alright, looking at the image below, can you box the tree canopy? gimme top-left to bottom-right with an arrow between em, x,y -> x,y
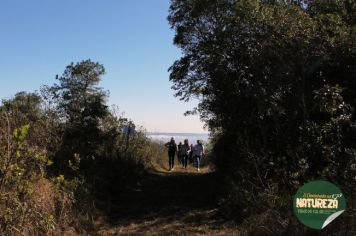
168,0 -> 356,221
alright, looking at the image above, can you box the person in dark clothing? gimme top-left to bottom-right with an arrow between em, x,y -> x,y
165,137 -> 178,171
181,139 -> 191,169
177,141 -> 183,165
189,144 -> 194,164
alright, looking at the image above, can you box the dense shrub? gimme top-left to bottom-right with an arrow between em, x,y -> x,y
0,60 -> 169,234
168,0 -> 356,233
0,118 -> 55,234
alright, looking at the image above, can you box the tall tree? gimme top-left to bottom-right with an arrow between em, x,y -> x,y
49,60 -> 109,172
168,0 -> 356,219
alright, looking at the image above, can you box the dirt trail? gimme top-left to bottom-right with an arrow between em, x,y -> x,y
95,166 -> 240,235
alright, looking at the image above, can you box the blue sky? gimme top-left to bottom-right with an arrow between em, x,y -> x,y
0,0 -> 206,133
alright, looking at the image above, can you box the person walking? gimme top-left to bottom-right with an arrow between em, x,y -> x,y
165,137 -> 178,171
189,144 -> 194,164
181,139 -> 191,169
193,140 -> 205,171
177,141 -> 183,165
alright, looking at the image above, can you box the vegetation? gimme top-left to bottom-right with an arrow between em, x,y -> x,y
0,60 -> 167,235
1,1 -> 355,235
168,0 -> 355,234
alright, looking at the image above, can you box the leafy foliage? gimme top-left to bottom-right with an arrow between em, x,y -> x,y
168,0 -> 355,232
45,60 -> 109,173
0,119 -> 55,234
0,59 -> 165,234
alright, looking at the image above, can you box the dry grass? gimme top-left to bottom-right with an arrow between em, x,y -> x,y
96,208 -> 239,236
91,166 -> 240,235
30,178 -> 57,217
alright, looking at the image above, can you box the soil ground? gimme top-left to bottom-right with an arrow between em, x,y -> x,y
94,165 -> 240,235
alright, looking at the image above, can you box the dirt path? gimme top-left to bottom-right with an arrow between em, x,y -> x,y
95,166 -> 240,235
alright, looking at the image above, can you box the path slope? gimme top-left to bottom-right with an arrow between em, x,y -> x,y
96,167 -> 239,235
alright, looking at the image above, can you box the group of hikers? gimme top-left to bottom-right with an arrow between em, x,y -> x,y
164,137 -> 205,171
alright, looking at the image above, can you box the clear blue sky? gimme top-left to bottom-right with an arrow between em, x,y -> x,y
0,0 -> 206,133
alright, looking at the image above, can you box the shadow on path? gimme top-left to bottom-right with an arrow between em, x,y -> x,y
96,167 -> 239,235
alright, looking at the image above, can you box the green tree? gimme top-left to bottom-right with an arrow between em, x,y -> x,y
168,0 -> 356,227
0,92 -> 54,149
1,92 -> 42,127
49,59 -> 109,172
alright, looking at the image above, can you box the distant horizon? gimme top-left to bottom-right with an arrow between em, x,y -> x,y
146,131 -> 209,135
146,132 -> 210,144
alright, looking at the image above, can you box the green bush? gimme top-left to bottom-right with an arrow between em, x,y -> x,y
0,119 -> 55,234
168,0 -> 356,233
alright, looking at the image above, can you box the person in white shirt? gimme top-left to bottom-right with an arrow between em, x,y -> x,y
193,140 -> 205,171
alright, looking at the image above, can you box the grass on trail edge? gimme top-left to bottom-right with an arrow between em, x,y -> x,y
91,165 -> 241,236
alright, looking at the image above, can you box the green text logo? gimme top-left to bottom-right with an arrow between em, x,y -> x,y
293,180 -> 346,229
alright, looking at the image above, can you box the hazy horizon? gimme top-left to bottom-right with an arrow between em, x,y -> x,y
146,131 -> 209,135
146,132 -> 210,144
